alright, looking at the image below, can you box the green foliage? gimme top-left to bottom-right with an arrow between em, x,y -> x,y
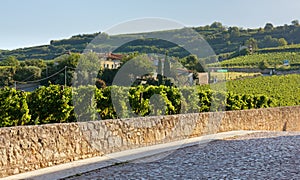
73,85 -> 98,121
1,74 -> 300,127
264,23 -> 274,31
0,66 -> 15,86
0,87 -> 30,127
278,38 -> 288,46
163,55 -> 171,77
257,43 -> 300,53
259,60 -> 269,70
141,85 -> 176,115
245,38 -> 258,50
210,22 -> 224,29
157,58 -> 162,75
111,86 -> 132,118
179,86 -> 200,113
183,54 -> 201,71
22,59 -> 46,69
93,85 -> 273,120
209,74 -> 300,107
228,26 -> 240,38
14,66 -> 41,81
3,21 -> 300,61
1,56 -> 20,67
72,52 -> 101,87
44,53 -> 80,86
27,85 -> 73,124
226,93 -> 271,110
126,54 -> 155,77
99,69 -> 118,86
292,20 -> 299,26
260,35 -> 280,48
209,52 -> 300,68
95,86 -> 117,119
202,74 -> 300,107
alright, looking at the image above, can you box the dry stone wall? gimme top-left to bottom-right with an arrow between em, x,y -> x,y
1,106 -> 300,177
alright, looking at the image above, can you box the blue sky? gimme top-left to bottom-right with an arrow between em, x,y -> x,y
1,0 -> 300,50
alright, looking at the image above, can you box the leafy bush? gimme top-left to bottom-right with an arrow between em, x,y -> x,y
95,86 -> 117,120
14,66 -> 42,81
0,66 -> 16,86
180,86 -> 200,113
0,87 -> 31,127
4,74 -> 300,127
27,85 -> 73,124
73,85 -> 98,121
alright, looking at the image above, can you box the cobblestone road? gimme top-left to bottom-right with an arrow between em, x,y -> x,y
65,132 -> 300,179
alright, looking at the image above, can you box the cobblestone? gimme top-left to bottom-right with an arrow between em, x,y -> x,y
65,132 -> 300,179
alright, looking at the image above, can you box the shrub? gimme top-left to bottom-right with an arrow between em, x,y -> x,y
0,87 -> 31,127
27,85 -> 73,124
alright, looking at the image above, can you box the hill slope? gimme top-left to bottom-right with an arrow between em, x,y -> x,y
1,21 -> 300,61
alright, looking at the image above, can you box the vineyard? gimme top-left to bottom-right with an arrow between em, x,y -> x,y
226,74 -> 300,106
208,52 -> 300,68
207,74 -> 300,106
257,44 -> 300,53
0,74 -> 299,128
0,84 -> 271,128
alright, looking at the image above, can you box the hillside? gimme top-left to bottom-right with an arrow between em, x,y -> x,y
1,21 -> 300,61
208,51 -> 300,69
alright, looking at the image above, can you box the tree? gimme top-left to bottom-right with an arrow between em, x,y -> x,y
264,23 -> 274,31
57,53 -> 80,69
0,67 -> 16,86
259,35 -> 279,48
14,66 -> 41,81
93,32 -> 110,45
157,58 -> 163,85
278,38 -> 288,46
210,22 -> 223,29
245,38 -> 258,51
1,56 -> 20,67
183,54 -> 198,71
163,54 -> 171,77
24,59 -> 46,69
45,53 -> 81,86
100,69 -> 118,86
74,52 -> 101,86
185,54 -> 198,65
195,60 -> 206,72
223,33 -> 230,40
157,58 -> 162,75
292,20 -> 299,26
228,26 -> 240,37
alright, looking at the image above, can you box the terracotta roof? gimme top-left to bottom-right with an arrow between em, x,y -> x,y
107,53 -> 123,60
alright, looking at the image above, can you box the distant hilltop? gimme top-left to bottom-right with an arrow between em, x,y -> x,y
1,20 -> 300,61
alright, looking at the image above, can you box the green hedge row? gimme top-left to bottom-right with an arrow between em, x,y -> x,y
0,85 -> 272,127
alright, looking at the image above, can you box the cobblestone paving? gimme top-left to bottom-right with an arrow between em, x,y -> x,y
65,132 -> 300,179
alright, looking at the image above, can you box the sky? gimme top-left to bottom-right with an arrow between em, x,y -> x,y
0,0 -> 300,50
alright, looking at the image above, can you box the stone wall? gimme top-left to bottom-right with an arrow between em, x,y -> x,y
1,106 -> 300,177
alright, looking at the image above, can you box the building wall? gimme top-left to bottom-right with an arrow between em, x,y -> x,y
198,72 -> 209,85
100,60 -> 121,69
1,106 -> 300,177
